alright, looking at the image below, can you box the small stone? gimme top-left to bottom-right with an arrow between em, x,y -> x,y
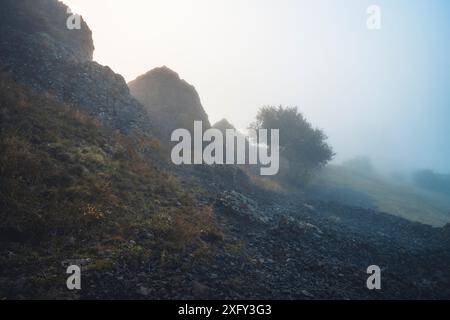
138,286 -> 151,296
301,290 -> 314,298
192,281 -> 209,298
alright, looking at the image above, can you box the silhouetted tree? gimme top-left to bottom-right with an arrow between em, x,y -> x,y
251,106 -> 334,185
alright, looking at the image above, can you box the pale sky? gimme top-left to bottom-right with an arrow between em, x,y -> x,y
62,0 -> 450,173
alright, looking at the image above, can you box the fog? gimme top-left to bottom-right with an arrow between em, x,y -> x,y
63,0 -> 450,174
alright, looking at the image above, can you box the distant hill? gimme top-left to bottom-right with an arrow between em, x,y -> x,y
308,165 -> 450,226
413,169 -> 450,196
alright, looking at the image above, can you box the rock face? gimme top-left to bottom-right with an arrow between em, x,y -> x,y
128,66 -> 210,141
212,118 -> 236,132
0,0 -> 152,134
0,0 -> 94,63
212,118 -> 259,169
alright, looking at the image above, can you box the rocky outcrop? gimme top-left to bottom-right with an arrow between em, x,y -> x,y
212,118 -> 259,171
128,66 -> 210,141
0,0 -> 152,134
0,0 -> 94,63
212,118 -> 236,132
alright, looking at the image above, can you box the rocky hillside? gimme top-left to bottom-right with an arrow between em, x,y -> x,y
0,0 -> 449,300
0,72 -> 226,299
0,0 -> 152,134
0,0 -> 94,63
129,66 -> 210,141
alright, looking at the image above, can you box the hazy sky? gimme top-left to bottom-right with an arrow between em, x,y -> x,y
62,0 -> 450,173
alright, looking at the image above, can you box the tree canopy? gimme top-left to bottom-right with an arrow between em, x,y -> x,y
251,106 -> 334,184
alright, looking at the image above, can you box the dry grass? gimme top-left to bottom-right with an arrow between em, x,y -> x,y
0,73 -> 227,297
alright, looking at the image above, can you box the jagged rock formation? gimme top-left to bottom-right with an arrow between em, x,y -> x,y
129,66 -> 210,141
0,0 -> 152,134
0,0 -> 94,63
212,118 -> 251,149
212,118 -> 236,132
212,118 -> 259,169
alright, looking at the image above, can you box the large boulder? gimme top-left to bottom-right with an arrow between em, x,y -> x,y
129,66 -> 210,141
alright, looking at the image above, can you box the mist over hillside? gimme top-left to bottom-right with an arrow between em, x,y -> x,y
0,0 -> 449,301
308,161 -> 450,227
61,0 -> 450,175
